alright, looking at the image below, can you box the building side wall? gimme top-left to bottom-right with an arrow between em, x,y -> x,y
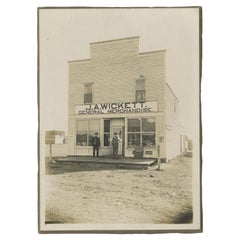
156,114 -> 166,160
139,52 -> 165,111
166,85 -> 180,160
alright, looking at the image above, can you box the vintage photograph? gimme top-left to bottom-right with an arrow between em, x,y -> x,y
38,7 -> 202,232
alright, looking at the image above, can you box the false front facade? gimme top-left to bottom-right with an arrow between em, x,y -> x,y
68,36 -> 182,161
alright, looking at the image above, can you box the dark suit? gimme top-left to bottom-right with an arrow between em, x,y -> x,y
111,136 -> 119,159
92,136 -> 100,157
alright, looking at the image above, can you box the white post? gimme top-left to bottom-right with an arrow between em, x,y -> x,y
49,144 -> 56,163
157,144 -> 161,171
49,144 -> 52,162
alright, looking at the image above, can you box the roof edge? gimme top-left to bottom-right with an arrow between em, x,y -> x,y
166,82 -> 179,102
139,49 -> 166,56
68,58 -> 91,63
90,36 -> 140,45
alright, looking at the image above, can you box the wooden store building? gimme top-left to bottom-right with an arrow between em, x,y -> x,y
67,36 -> 184,162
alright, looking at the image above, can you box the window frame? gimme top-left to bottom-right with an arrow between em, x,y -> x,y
83,82 -> 94,104
84,93 -> 93,104
136,89 -> 146,102
75,119 -> 100,147
135,77 -> 146,102
127,117 -> 156,147
103,119 -> 111,146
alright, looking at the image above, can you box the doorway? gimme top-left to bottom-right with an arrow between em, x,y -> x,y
111,126 -> 125,156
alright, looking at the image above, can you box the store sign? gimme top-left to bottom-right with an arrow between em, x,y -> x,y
75,101 -> 158,115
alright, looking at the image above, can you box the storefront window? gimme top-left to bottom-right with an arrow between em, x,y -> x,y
142,118 -> 155,132
127,118 -> 155,147
76,119 -> 100,146
104,120 -> 110,132
76,120 -> 87,132
104,120 -> 110,146
88,119 -> 99,132
76,132 -> 87,146
128,133 -> 140,146
142,133 -> 155,147
88,132 -> 95,146
128,119 -> 140,132
103,134 -> 110,146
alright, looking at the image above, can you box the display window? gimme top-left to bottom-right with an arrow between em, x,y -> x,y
128,133 -> 140,146
127,118 -> 156,147
104,120 -> 110,146
142,133 -> 155,147
128,119 -> 141,132
76,119 -> 100,146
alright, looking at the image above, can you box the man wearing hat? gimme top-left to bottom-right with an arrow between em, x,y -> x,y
111,132 -> 120,159
91,132 -> 100,157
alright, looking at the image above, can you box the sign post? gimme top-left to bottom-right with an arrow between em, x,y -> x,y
49,143 -> 54,163
157,144 -> 161,171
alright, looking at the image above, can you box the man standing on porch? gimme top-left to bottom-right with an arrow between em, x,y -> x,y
92,132 -> 100,157
111,132 -> 120,159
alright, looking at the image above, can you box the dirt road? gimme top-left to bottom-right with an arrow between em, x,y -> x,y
45,156 -> 192,224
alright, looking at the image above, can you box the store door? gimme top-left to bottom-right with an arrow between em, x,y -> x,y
112,126 -> 124,156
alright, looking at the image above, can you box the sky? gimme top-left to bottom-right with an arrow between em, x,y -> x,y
39,8 -> 200,139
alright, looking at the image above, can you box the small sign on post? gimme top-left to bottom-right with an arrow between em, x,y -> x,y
45,130 -> 65,163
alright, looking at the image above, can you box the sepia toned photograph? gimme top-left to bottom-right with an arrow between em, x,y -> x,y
38,7 -> 202,233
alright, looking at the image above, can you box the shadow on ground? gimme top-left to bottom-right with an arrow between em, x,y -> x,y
153,205 -> 193,224
173,207 -> 193,224
45,156 -> 157,174
46,161 -> 126,175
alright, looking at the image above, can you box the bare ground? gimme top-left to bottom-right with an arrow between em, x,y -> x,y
45,156 -> 192,224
